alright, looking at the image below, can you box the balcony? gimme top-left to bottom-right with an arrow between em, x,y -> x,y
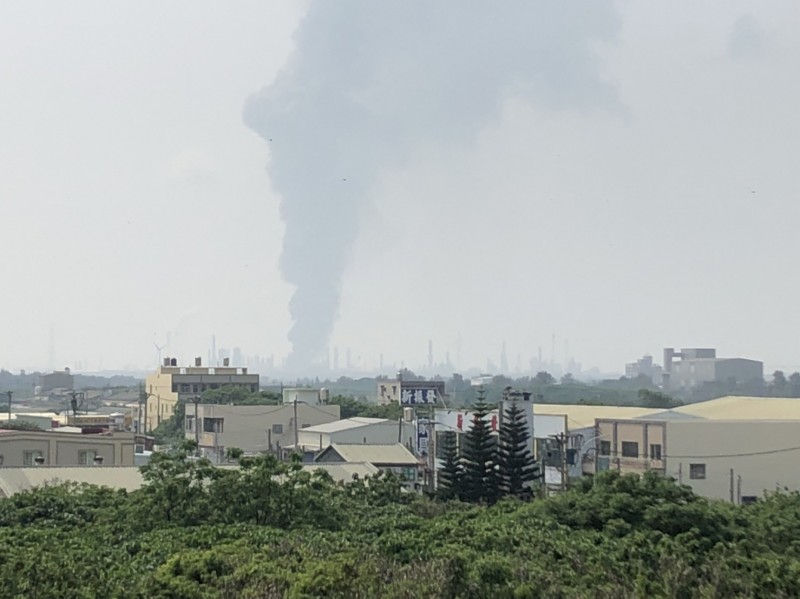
589,455 -> 665,475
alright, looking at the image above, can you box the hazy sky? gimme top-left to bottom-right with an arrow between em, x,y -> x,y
2,1 -> 799,375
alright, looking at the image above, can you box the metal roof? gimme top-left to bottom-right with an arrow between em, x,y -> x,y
533,404 -> 663,430
316,443 -> 419,465
669,396 -> 800,421
299,462 -> 380,481
0,467 -> 144,498
302,417 -> 389,433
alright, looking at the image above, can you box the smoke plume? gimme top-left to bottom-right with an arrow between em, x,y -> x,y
244,1 -> 619,371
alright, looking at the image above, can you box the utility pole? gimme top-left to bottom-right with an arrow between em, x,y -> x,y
5,390 -> 12,422
729,468 -> 735,504
138,384 -> 145,434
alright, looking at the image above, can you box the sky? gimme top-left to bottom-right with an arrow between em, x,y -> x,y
1,1 -> 799,376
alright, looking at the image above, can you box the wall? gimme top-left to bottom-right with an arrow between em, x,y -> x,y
186,403 -> 340,461
595,419 -> 666,475
665,420 -> 800,502
0,431 -> 134,466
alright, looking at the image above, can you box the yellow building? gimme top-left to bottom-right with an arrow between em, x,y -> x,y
143,359 -> 259,432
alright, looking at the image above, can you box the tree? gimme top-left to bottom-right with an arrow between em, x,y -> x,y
637,388 -> 680,409
436,431 -> 463,501
461,389 -> 499,504
497,401 -> 539,498
772,370 -> 788,395
533,371 -> 556,385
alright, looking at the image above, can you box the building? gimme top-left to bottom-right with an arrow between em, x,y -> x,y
37,368 -> 74,394
0,429 -> 135,467
296,417 -> 416,454
624,354 -> 663,385
282,387 -> 330,405
144,358 -> 259,432
590,396 -> 800,503
662,347 -> 763,390
314,443 -> 421,489
184,403 -> 340,462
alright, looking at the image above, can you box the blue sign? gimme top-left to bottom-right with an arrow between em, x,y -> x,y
400,388 -> 438,405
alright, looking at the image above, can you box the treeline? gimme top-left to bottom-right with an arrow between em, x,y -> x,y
2,446 -> 800,596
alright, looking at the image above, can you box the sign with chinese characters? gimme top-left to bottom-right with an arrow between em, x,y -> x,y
417,417 -> 430,454
399,388 -> 439,405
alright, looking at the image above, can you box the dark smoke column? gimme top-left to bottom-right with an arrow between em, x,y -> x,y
245,1 -> 620,372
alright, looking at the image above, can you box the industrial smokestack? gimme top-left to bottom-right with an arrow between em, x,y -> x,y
244,1 -> 620,371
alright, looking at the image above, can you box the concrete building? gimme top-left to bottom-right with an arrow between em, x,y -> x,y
624,355 -> 663,385
662,347 -> 763,390
282,387 -> 330,405
184,403 -> 340,462
37,368 -> 74,393
0,429 -> 135,467
377,378 -> 446,406
144,358 -> 259,432
315,443 -> 421,489
296,417 -> 415,453
591,396 -> 800,503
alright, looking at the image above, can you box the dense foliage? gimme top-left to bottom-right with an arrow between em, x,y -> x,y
2,444 -> 800,598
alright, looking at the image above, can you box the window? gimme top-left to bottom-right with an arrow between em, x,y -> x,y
621,441 -> 639,458
79,450 -> 97,465
649,443 -> 662,461
186,416 -> 195,432
203,418 -> 224,433
23,450 -> 44,466
0,455 -> 4,466
272,424 -> 284,434
689,463 -> 706,479
599,440 -> 611,456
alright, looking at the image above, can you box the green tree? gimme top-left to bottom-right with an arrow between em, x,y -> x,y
461,389 -> 498,504
497,401 -> 539,498
533,371 -> 556,385
772,370 -> 788,395
637,388 -> 680,409
436,431 -> 463,501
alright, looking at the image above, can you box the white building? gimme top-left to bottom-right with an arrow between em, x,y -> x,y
296,417 -> 416,453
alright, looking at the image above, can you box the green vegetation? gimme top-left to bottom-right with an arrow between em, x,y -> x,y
1,446 -> 800,597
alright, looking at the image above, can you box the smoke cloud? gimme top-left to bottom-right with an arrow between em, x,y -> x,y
244,1 -> 620,371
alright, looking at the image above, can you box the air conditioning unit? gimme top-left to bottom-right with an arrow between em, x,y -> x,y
403,407 -> 414,422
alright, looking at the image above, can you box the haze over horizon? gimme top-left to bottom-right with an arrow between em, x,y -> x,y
2,2 -> 800,375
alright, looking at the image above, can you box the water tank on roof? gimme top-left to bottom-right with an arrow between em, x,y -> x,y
170,358 -> 177,366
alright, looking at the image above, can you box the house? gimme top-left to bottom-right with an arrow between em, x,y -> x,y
184,403 -> 340,462
296,417 -> 415,453
0,429 -> 135,467
314,443 -> 421,489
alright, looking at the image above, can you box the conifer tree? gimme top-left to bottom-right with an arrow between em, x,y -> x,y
436,431 -> 463,501
461,388 -> 499,504
497,400 -> 540,498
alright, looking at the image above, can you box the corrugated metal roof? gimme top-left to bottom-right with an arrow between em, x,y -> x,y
0,467 -> 144,497
317,443 -> 419,465
670,396 -> 800,421
533,404 -> 663,430
302,417 -> 389,433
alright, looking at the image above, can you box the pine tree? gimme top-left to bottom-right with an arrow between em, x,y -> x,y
497,400 -> 540,499
436,431 -> 463,501
461,388 -> 499,504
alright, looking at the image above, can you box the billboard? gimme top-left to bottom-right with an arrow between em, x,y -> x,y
417,417 -> 430,454
400,388 -> 439,406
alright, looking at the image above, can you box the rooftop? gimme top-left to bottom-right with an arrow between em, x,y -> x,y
669,396 -> 800,421
316,443 -> 419,466
533,404 -> 663,430
302,417 -> 389,434
0,467 -> 144,498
